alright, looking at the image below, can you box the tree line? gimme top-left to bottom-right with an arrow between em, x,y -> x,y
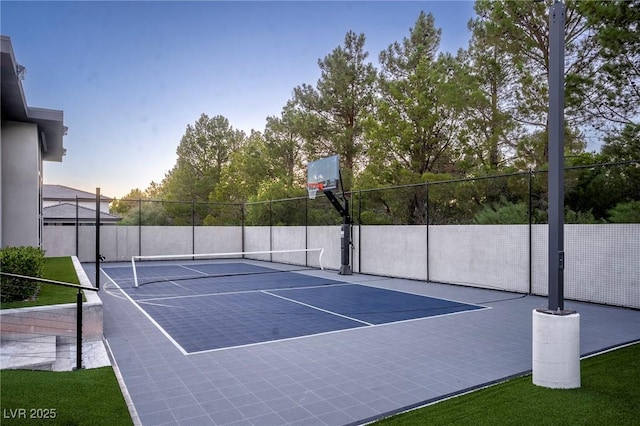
112,0 -> 639,225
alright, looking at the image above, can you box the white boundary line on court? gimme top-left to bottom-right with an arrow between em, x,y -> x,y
101,268 -> 190,356
261,290 -> 374,326
135,282 -> 353,302
177,265 -> 208,275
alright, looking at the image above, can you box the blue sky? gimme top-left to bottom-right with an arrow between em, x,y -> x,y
2,1 -> 477,198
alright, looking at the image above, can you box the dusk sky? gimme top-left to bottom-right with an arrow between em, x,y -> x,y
2,1 -> 477,198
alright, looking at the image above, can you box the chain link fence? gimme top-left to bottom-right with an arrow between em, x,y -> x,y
47,161 -> 639,308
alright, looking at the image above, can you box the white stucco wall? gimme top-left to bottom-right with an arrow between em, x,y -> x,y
1,121 -> 41,247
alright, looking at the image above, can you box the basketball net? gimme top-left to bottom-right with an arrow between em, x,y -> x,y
307,182 -> 324,200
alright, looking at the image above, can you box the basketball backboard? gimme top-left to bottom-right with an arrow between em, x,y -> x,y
307,155 -> 340,198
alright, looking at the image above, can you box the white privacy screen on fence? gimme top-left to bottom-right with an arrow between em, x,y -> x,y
43,223 -> 639,309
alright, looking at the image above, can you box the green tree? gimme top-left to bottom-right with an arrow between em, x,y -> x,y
160,114 -> 245,223
362,12 -> 471,223
164,114 -> 245,203
462,10 -> 522,171
293,31 -> 377,189
578,0 -> 640,129
471,0 -> 596,166
366,12 -> 471,182
212,130 -> 269,204
263,102 -> 307,188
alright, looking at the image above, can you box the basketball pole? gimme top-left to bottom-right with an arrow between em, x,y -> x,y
324,188 -> 352,275
307,155 -> 352,275
532,0 -> 580,389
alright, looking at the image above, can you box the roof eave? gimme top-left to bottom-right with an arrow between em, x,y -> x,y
1,35 -> 66,163
28,107 -> 67,162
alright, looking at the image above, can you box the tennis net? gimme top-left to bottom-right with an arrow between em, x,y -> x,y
131,248 -> 324,287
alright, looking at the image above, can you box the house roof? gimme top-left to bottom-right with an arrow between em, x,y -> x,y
1,35 -> 66,162
43,203 -> 121,222
43,184 -> 112,201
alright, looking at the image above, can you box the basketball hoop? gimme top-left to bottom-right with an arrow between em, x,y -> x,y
307,182 -> 324,200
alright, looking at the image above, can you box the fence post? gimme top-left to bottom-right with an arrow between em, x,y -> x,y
241,203 -> 245,254
528,170 -> 533,295
425,182 -> 430,283
75,288 -> 83,370
95,188 -> 100,290
269,200 -> 273,262
138,198 -> 142,256
357,190 -> 362,273
305,197 -> 309,267
192,201 -> 195,257
75,196 -> 79,256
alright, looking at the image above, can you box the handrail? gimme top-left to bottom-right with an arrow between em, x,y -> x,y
0,270 -> 97,370
0,272 -> 98,292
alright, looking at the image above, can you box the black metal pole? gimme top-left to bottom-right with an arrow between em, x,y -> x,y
75,196 -> 79,256
528,170 -> 533,295
75,288 -> 83,370
241,203 -> 245,253
305,197 -> 309,267
425,182 -> 430,282
138,198 -> 142,256
357,190 -> 361,273
192,201 -> 195,258
548,0 -> 565,311
95,188 -> 100,290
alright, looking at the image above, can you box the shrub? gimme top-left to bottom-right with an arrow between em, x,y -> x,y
473,201 -> 530,224
0,246 -> 45,303
607,201 -> 640,223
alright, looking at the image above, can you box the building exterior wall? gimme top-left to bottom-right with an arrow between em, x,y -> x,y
1,121 -> 41,247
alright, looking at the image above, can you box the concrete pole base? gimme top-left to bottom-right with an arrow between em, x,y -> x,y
532,309 -> 581,389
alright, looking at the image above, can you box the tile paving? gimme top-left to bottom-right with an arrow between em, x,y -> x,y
86,262 -> 640,425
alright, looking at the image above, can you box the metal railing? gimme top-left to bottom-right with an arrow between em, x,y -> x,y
0,272 -> 99,370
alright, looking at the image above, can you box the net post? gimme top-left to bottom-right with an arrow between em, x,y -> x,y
132,256 -> 139,288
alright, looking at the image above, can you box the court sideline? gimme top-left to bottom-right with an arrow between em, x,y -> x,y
87,262 -> 640,425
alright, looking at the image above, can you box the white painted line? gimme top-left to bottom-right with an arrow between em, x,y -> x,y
186,324 -> 367,355
178,265 -> 208,275
261,290 -> 374,326
168,280 -> 190,291
101,268 -> 189,356
137,300 -> 180,308
138,282 -> 353,302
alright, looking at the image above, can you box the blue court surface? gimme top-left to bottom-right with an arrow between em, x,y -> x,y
102,262 -> 485,353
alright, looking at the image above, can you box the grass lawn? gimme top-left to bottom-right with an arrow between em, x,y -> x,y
1,257 -> 83,309
0,367 -> 133,425
376,342 -> 640,425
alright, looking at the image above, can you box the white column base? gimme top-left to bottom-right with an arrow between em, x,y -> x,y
532,309 -> 581,389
